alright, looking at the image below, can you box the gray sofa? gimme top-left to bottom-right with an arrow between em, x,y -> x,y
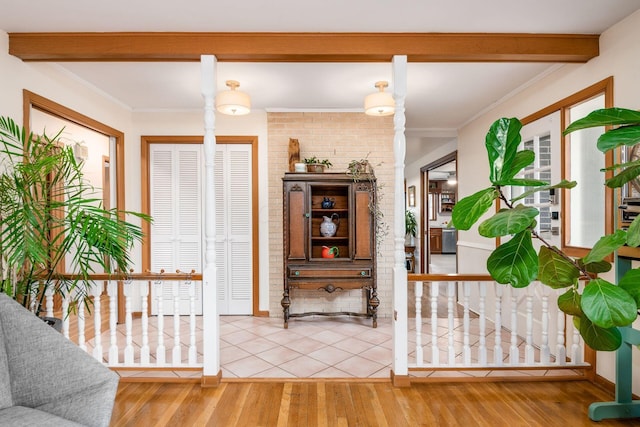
0,293 -> 119,426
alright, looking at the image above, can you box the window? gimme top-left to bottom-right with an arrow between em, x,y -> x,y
520,77 -> 613,258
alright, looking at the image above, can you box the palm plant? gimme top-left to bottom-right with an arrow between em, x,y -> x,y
0,116 -> 149,315
451,109 -> 640,351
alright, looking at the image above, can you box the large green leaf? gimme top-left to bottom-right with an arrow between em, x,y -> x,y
596,126 -> 640,152
583,229 -> 627,264
581,278 -> 637,328
605,164 -> 640,188
574,316 -> 622,351
576,258 -> 612,274
558,288 -> 583,317
497,178 -> 547,187
510,180 -> 577,203
504,150 -> 535,180
485,118 -> 522,185
564,108 -> 640,134
478,205 -> 538,238
627,214 -> 640,247
450,187 -> 498,231
618,269 -> 640,308
538,246 -> 580,289
487,230 -> 538,288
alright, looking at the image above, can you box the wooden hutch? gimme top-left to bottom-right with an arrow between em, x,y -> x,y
281,173 -> 378,328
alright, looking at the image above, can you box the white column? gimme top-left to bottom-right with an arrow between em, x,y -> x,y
391,55 -> 409,378
201,55 -> 220,378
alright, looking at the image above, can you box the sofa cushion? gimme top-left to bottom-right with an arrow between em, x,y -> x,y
0,311 -> 13,410
0,405 -> 85,426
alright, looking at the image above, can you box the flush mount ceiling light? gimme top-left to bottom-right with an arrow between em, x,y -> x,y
364,81 -> 395,116
216,80 -> 251,115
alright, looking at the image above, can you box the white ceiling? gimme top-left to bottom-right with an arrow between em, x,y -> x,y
2,1 -> 639,159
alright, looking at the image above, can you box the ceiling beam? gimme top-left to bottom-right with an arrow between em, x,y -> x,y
8,32 -> 599,63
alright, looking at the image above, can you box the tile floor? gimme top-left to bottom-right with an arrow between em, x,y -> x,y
220,315 -> 392,378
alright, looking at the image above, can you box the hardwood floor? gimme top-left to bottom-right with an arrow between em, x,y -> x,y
110,380 -> 637,426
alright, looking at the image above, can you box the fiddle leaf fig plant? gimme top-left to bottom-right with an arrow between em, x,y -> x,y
451,109 -> 640,351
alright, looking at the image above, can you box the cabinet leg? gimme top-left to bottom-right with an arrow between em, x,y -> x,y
281,290 -> 291,329
368,287 -> 379,328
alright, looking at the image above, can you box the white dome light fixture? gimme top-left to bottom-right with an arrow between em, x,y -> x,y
364,81 -> 395,116
216,80 -> 251,115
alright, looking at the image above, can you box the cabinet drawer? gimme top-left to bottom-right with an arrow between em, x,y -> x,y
288,267 -> 371,279
290,278 -> 372,291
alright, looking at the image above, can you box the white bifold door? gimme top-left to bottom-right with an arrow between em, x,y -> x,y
215,144 -> 253,315
149,142 -> 253,315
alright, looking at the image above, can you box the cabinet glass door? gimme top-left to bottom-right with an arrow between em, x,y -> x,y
309,184 -> 350,260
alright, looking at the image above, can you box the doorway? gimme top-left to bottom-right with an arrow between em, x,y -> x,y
420,151 -> 457,274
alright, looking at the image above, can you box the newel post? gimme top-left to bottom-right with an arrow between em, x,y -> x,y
200,55 -> 222,386
391,55 -> 410,386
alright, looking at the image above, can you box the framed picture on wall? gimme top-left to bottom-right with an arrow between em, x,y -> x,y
408,185 -> 416,207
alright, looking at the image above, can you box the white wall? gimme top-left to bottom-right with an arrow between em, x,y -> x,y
456,9 -> 640,389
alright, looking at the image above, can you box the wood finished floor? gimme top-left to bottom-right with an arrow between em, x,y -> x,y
110,380 -> 637,426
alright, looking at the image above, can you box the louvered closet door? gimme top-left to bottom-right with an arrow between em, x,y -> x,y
149,144 -> 203,315
215,144 -> 252,314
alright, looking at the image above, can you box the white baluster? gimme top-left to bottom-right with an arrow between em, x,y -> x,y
62,294 -> 70,339
414,281 -> 423,366
556,306 -> 567,366
478,282 -> 487,366
509,287 -> 519,365
107,280 -> 119,365
447,282 -> 455,366
540,286 -> 551,364
188,279 -> 197,365
44,286 -> 55,318
123,278 -> 134,365
140,279 -> 150,365
494,284 -> 504,366
154,279 -> 166,366
430,282 -> 440,366
91,283 -> 103,362
571,320 -> 583,364
172,279 -> 182,365
525,286 -> 534,364
463,282 -> 471,365
77,294 -> 87,352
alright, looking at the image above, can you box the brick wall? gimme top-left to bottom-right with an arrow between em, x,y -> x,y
267,112 -> 396,319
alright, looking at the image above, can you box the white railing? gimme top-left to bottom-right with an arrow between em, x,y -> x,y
44,271 -> 203,369
404,274 -> 589,372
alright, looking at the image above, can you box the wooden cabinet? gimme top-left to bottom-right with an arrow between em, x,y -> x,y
282,173 -> 378,328
430,227 -> 442,254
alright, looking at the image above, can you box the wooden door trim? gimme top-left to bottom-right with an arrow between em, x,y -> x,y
141,135 -> 263,316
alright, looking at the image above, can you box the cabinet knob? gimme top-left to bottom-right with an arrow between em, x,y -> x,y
361,271 -> 366,276
295,271 -> 300,276
304,213 -> 310,218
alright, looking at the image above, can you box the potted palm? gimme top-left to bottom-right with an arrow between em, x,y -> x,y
405,209 -> 417,246
451,109 -> 640,352
0,116 -> 149,318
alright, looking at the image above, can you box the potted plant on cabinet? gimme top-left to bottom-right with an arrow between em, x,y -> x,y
0,116 -> 150,319
450,109 -> 640,352
303,156 -> 332,173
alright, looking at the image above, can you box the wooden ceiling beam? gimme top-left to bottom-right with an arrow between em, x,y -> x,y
8,32 -> 599,63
